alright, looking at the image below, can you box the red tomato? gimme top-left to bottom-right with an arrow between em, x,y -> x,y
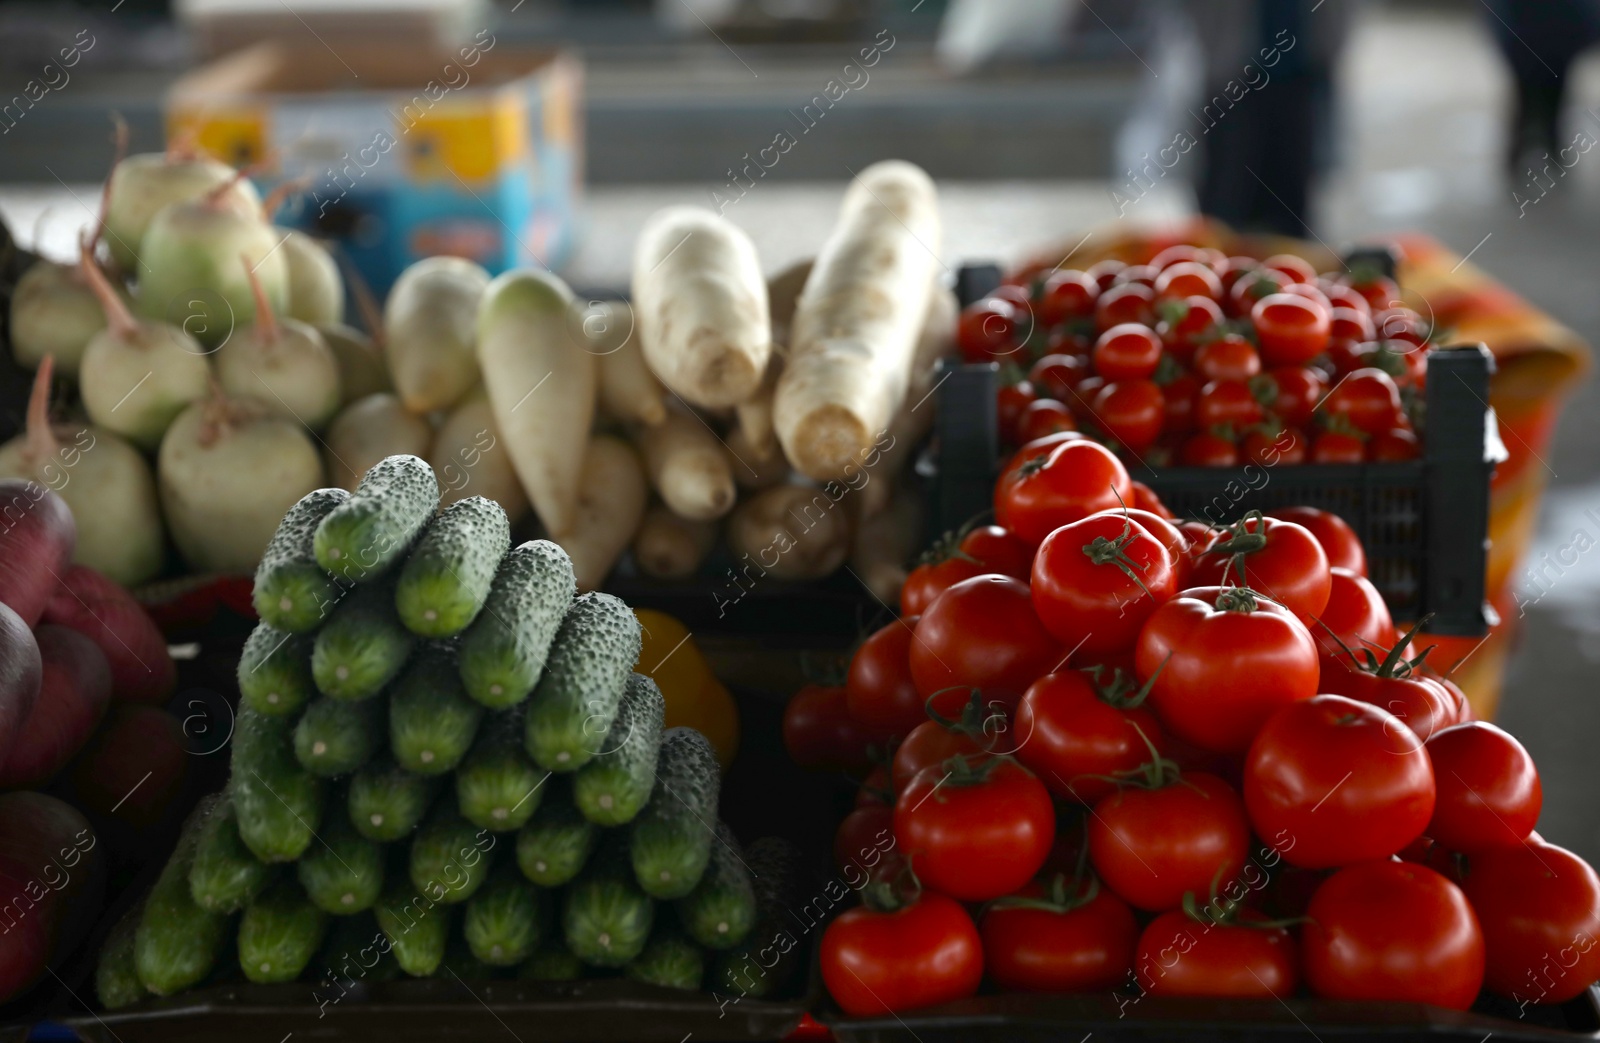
1329,306 -> 1377,345
821,891 -> 984,1016
1037,269 -> 1099,326
1134,911 -> 1298,998
1375,306 -> 1429,346
1280,282 -> 1332,312
1179,431 -> 1239,467
1303,860 -> 1485,1010
783,684 -> 873,773
892,718 -> 986,790
909,575 -> 1063,708
1015,669 -> 1168,804
1356,340 -> 1429,389
1093,323 -> 1163,380
1000,429 -> 1085,482
846,621 -> 925,740
1268,506 -> 1367,576
1028,353 -> 1088,401
1320,282 -> 1372,315
1087,258 -> 1127,290
1018,399 -> 1076,443
1091,380 -> 1166,451
982,878 -> 1139,992
1425,722 -> 1542,852
1153,261 -> 1222,302
958,298 -> 1021,362
1195,379 -> 1264,430
896,758 -> 1055,901
996,381 -> 1037,446
1147,244 -> 1216,270
1240,426 -> 1306,468
1260,253 -> 1317,284
1244,695 -> 1436,868
1089,771 -> 1250,911
1160,372 -> 1202,435
1114,264 -> 1160,288
834,804 -> 896,874
1135,586 -> 1319,754
1095,283 -> 1155,332
1310,567 -> 1395,657
1320,368 -> 1402,435
1155,296 -> 1225,362
1310,431 -> 1366,464
959,525 -> 1033,579
995,439 -> 1133,546
1341,273 -> 1402,312
856,764 -> 892,806
1129,481 -> 1173,520
1190,515 -> 1332,621
1460,841 -> 1600,1004
1215,255 -> 1261,293
1226,268 -> 1290,317
1032,513 -> 1177,657
1194,335 -> 1261,383
901,556 -> 984,617
1368,426 -> 1420,461
1318,642 -> 1456,744
1258,366 -> 1324,427
1089,507 -> 1188,581
1251,293 -> 1331,367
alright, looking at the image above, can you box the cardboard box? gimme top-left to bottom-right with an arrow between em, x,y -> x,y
167,39 -> 583,295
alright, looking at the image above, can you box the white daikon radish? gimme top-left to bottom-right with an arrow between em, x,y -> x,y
727,483 -> 853,582
725,426 -> 789,492
632,504 -> 717,581
554,435 -> 647,591
215,258 -> 341,429
638,409 -> 737,522
431,389 -> 528,521
766,258 -> 812,347
281,230 -> 343,326
734,354 -> 783,461
318,324 -> 392,404
860,281 -> 957,519
589,299 -> 667,427
774,161 -> 942,480
850,484 -> 923,606
476,270 -> 595,537
134,176 -> 288,347
385,256 -> 489,413
77,239 -> 210,451
158,386 -> 323,574
631,207 -> 771,409
0,360 -> 164,587
8,261 -> 111,379
103,149 -> 261,273
324,393 -> 432,492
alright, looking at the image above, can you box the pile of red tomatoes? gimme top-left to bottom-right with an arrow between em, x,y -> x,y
966,245 -> 1433,467
784,435 -> 1600,1020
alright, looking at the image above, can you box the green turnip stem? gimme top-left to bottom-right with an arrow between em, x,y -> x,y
342,251 -> 386,348
24,356 -> 61,471
91,115 -> 129,255
78,235 -> 137,340
259,178 -> 307,222
241,253 -> 280,343
204,166 -> 253,208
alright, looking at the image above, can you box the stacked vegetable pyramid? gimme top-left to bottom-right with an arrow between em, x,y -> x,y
97,455 -> 776,1006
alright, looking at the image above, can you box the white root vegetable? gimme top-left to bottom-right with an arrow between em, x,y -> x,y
734,354 -> 783,461
103,150 -> 261,273
215,258 -> 341,428
774,160 -> 942,480
553,435 -> 647,591
0,360 -> 163,587
385,256 -> 489,413
638,409 -> 737,522
850,484 -> 923,606
632,504 -> 718,581
631,207 -> 771,408
318,324 -> 392,404
430,389 -> 528,521
476,270 -> 595,537
158,387 -> 323,574
324,394 -> 433,492
726,483 -> 853,583
590,299 -> 667,427
8,262 -> 115,379
77,240 -> 210,451
766,258 -> 812,347
281,230 -> 343,326
725,425 -> 789,493
860,281 -> 957,519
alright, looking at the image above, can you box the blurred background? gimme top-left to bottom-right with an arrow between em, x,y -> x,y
2,0 -> 1599,864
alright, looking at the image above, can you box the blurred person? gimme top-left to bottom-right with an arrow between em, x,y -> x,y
1481,0 -> 1600,174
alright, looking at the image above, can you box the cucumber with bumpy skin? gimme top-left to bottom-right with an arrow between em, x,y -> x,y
563,834 -> 653,967
189,795 -> 272,913
254,487 -> 350,632
464,868 -> 545,966
315,910 -> 400,987
375,882 -> 449,977
349,759 -> 437,841
456,713 -> 548,831
295,697 -> 381,777
395,496 -> 511,638
230,710 -> 325,863
238,623 -> 314,718
626,925 -> 704,991
524,592 -> 641,772
97,903 -> 146,1010
314,455 -> 439,582
297,810 -> 384,914
239,880 -> 327,983
629,728 -> 719,899
135,796 -> 230,996
519,943 -> 583,981
515,779 -> 597,887
457,540 -> 576,709
410,811 -> 494,905
710,837 -> 805,998
390,649 -> 483,775
676,822 -> 755,949
573,673 -> 664,826
312,581 -> 412,700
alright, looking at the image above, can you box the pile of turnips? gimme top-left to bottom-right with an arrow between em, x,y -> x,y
786,434 -> 1600,1019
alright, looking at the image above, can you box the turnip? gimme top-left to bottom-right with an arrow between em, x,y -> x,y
41,564 -> 176,705
0,359 -> 164,587
103,148 -> 261,273
7,260 -> 111,379
734,355 -> 782,462
216,257 -> 342,429
589,299 -> 667,427
319,324 -> 392,404
0,478 -> 75,627
158,386 -> 324,574
553,434 -> 647,590
385,255 -> 489,413
0,625 -> 111,788
0,602 -> 42,771
77,238 -> 210,450
282,229 -> 343,325
726,483 -> 852,582
430,388 -> 528,520
638,408 -> 737,521
324,393 -> 433,491
0,793 -> 104,1003
726,426 -> 789,492
632,504 -> 717,580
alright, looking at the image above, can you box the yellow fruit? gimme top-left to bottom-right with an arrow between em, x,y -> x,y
632,608 -> 739,771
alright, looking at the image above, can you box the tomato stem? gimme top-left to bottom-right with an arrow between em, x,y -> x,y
1214,586 -> 1261,614
1081,516 -> 1154,598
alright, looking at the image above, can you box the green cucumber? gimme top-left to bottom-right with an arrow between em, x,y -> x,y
514,779 -> 597,887
254,487 -> 350,632
711,837 -> 804,999
395,496 -> 511,638
625,925 -> 704,991
348,759 -> 437,842
410,811 -> 494,905
456,713 -> 549,832
389,649 -> 483,775
96,903 -> 146,1010
562,835 -> 653,968
375,882 -> 450,977
135,797 -> 230,996
463,868 -> 545,966
295,697 -> 382,777
676,822 -> 755,950
314,454 -> 439,582
442,933 -> 500,981
315,911 -> 400,988
518,943 -> 583,981
573,673 -> 665,826
524,592 -> 642,772
457,540 -> 576,709
230,709 -> 325,863
188,795 -> 272,914
312,581 -> 413,701
297,810 -> 384,914
239,879 -> 327,984
237,623 -> 315,718
629,728 -> 719,899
